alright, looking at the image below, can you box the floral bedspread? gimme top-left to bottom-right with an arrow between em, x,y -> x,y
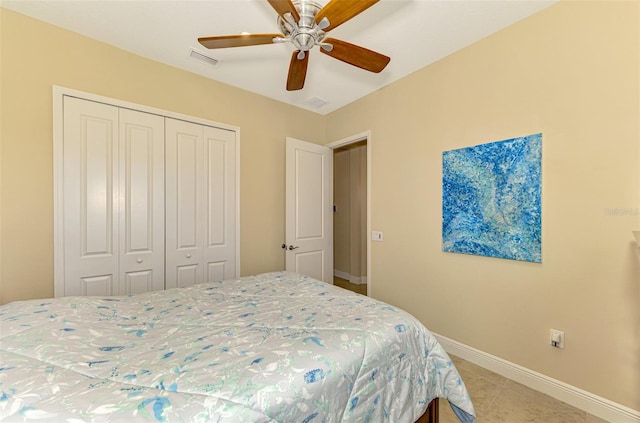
0,271 -> 475,422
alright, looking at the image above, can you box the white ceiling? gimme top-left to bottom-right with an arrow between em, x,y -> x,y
1,0 -> 558,115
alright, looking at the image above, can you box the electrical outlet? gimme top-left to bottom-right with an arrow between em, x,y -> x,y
550,329 -> 565,349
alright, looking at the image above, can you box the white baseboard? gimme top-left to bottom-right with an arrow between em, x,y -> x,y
433,333 -> 640,423
333,270 -> 367,285
334,270 -> 350,281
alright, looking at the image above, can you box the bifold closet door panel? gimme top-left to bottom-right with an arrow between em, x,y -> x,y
118,108 -> 165,294
165,118 -> 205,288
63,97 -> 120,296
202,125 -> 237,282
165,118 -> 237,289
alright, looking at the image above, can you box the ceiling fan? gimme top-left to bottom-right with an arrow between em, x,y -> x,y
198,0 -> 390,91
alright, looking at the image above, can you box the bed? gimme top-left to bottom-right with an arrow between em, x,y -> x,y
0,271 -> 475,422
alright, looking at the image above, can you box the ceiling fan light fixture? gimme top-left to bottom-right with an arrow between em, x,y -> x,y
319,42 -> 333,52
294,33 -> 315,50
316,17 -> 330,31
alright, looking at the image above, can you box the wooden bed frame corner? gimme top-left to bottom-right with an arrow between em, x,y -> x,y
416,397 -> 439,423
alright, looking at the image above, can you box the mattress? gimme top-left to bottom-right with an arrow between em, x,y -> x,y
0,271 -> 475,422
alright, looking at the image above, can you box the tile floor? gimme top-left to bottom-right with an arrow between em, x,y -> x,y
333,276 -> 610,423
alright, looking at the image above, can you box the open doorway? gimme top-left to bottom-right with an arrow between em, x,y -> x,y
331,137 -> 369,296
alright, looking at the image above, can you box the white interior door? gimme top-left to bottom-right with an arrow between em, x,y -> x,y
285,137 -> 333,283
165,118 -> 237,288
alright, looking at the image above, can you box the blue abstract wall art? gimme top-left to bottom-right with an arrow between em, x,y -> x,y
442,133 -> 542,263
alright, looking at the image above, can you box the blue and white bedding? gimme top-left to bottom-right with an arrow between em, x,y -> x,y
0,271 -> 475,422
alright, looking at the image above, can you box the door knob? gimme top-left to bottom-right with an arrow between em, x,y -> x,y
288,245 -> 299,250
186,253 -> 192,259
137,258 -> 143,263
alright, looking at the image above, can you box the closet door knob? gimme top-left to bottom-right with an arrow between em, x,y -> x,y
186,253 -> 192,259
137,258 -> 143,263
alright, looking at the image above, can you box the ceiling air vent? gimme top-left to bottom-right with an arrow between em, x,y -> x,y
188,48 -> 219,67
305,97 -> 328,109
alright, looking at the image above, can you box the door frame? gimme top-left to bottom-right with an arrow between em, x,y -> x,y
326,131 -> 371,296
52,86 -> 241,297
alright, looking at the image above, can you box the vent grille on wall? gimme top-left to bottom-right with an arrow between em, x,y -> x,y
188,48 -> 219,67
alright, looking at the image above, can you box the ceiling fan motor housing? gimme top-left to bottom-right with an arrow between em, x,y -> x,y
278,0 -> 325,53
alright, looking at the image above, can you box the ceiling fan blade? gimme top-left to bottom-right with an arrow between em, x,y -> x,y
315,0 -> 379,31
198,33 -> 283,49
320,37 -> 389,73
286,50 -> 309,91
267,0 -> 300,22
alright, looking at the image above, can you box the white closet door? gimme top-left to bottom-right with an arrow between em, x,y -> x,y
165,118 -> 237,288
63,97 -> 120,296
165,118 -> 205,288
203,125 -> 237,282
118,108 -> 165,294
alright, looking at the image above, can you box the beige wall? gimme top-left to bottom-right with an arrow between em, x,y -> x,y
0,8 -> 324,304
326,0 -> 639,411
1,0 -> 639,413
